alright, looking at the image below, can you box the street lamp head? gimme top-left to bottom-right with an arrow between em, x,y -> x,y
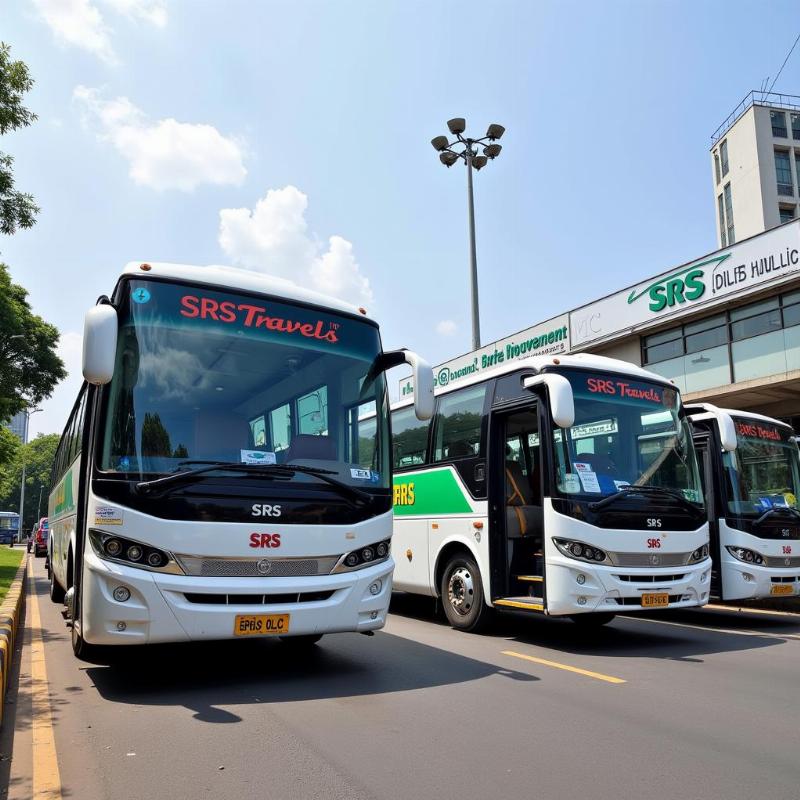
486,123 -> 505,141
439,151 -> 459,168
472,155 -> 488,171
483,143 -> 502,159
431,135 -> 449,151
447,117 -> 466,135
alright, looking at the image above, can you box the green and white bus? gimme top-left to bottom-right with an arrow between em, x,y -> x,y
390,352 -> 712,630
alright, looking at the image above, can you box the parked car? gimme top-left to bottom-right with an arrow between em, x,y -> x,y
33,517 -> 48,558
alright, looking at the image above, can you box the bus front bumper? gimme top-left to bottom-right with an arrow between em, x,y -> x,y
545,556 -> 712,616
80,551 -> 394,645
721,556 -> 800,601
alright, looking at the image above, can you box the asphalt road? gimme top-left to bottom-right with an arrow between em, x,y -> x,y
3,556 -> 800,800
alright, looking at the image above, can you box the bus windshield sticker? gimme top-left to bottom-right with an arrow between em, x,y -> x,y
613,480 -> 631,490
241,450 -> 276,465
350,468 -> 372,480
573,462 -> 601,493
95,506 -> 123,526
563,473 -> 581,493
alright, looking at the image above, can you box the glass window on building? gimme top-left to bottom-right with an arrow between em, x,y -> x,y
714,152 -> 721,184
730,297 -> 782,340
724,183 -> 735,244
779,205 -> 796,225
782,289 -> 800,328
717,194 -> 727,246
793,112 -> 800,140
771,110 -> 788,138
775,150 -> 793,196
684,314 -> 728,353
642,327 -> 683,364
720,139 -> 729,176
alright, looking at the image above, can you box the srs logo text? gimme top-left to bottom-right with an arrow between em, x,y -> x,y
252,504 -> 282,517
250,533 -> 281,548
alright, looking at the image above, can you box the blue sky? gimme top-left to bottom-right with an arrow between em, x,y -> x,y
3,0 -> 799,435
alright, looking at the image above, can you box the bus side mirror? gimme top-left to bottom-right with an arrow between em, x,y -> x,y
82,304 -> 118,385
717,412 -> 737,452
523,374 -> 575,428
403,351 -> 434,420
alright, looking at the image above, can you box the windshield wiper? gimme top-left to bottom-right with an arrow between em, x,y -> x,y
753,505 -> 800,526
135,460 -> 374,507
588,484 -> 704,517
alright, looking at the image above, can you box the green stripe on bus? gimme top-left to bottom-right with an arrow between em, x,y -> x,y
393,468 -> 473,516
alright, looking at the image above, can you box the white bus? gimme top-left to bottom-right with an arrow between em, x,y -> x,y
687,404 -> 800,601
391,353 -> 712,630
48,262 -> 432,659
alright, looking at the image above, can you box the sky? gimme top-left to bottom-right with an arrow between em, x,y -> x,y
2,0 -> 799,437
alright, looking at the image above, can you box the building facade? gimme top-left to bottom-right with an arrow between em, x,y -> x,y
710,91 -> 800,248
5,411 -> 28,443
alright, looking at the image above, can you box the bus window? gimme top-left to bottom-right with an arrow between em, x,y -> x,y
249,414 -> 267,447
392,406 -> 429,468
432,384 -> 487,462
269,404 -> 292,453
298,386 -> 328,436
347,402 -> 380,471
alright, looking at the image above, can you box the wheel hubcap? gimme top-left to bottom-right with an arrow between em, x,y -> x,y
447,566 -> 475,616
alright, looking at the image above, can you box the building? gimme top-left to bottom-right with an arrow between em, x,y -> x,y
710,91 -> 800,248
5,411 -> 28,443
401,219 -> 800,427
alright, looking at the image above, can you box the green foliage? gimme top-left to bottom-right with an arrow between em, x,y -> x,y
0,548 -> 23,603
0,425 -> 19,467
0,433 -> 59,532
0,264 -> 66,421
141,412 -> 172,457
0,43 -> 39,235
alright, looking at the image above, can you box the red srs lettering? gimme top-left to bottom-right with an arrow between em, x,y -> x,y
218,301 -> 237,323
180,295 -> 200,317
249,533 -> 282,548
587,378 -> 616,394
200,298 -> 219,320
783,545 -> 793,555
647,538 -> 662,549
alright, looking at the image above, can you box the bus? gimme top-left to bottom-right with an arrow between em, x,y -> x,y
391,352 -> 712,630
48,261 -> 433,659
0,512 -> 19,545
687,404 -> 800,601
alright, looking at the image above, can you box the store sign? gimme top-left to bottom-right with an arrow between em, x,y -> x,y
399,315 -> 569,398
570,221 -> 800,348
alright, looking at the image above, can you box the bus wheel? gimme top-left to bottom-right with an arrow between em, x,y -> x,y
71,621 -> 101,661
569,613 -> 616,627
49,567 -> 65,603
441,554 -> 491,632
279,634 -> 323,647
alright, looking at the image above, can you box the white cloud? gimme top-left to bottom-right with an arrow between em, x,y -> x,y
32,0 -> 117,64
102,0 -> 167,27
219,187 -> 374,307
74,86 -> 247,191
30,331 -> 83,439
436,319 -> 458,336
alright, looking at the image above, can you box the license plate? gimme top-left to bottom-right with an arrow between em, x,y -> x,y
233,614 -> 290,636
641,592 -> 669,608
770,584 -> 795,596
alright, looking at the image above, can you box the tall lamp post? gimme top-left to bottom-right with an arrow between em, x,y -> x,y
431,118 -> 506,351
16,406 -> 41,546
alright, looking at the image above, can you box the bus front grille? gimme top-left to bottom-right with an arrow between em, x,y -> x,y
183,591 -> 335,605
764,554 -> 800,568
607,552 -> 694,567
614,574 -> 686,583
174,555 -> 341,578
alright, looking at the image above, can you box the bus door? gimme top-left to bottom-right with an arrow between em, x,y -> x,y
693,432 -> 722,599
489,405 -> 544,604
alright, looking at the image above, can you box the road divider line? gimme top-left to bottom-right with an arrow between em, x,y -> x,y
502,650 -> 626,684
705,603 -> 800,619
619,615 -> 800,641
29,570 -> 62,800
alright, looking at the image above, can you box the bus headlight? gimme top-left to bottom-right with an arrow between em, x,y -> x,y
726,546 -> 765,566
553,538 -> 609,565
689,544 -> 709,562
88,529 -> 184,574
332,539 -> 391,573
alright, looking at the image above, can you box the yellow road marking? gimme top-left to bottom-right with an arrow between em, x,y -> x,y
502,650 -> 626,684
619,615 -> 800,641
29,564 -> 63,800
705,603 -> 800,619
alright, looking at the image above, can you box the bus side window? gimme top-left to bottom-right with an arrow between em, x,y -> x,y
432,384 -> 487,462
391,406 -> 429,469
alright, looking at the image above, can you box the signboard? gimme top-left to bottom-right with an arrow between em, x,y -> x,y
570,220 -> 800,348
399,314 -> 569,398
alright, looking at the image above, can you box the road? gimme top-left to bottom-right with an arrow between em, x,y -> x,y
3,556 -> 800,800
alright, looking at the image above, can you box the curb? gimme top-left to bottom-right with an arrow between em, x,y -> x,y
0,554 -> 28,729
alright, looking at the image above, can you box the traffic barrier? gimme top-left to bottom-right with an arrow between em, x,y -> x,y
0,555 -> 27,728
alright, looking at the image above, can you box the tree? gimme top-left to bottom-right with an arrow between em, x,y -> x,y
0,264 -> 66,422
0,425 -> 19,468
0,43 -> 39,235
0,433 -> 59,532
141,412 -> 172,457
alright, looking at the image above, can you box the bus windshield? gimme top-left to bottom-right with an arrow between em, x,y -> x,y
550,369 -> 702,505
99,279 -> 390,489
723,417 -> 800,516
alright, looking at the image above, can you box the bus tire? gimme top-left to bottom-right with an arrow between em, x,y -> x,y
440,553 -> 491,632
71,620 -> 101,661
569,613 -> 616,627
279,634 -> 323,647
49,567 -> 65,603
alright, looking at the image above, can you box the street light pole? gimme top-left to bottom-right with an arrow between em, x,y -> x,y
431,119 -> 506,352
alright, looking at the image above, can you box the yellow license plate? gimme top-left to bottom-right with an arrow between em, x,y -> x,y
234,614 -> 290,636
770,584 -> 795,596
641,592 -> 669,608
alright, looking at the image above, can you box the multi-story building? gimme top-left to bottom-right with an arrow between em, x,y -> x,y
5,411 -> 29,443
711,91 -> 800,248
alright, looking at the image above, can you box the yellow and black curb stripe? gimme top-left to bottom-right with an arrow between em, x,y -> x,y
0,555 -> 27,728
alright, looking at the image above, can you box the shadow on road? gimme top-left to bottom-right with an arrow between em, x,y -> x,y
85,627 -> 537,723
